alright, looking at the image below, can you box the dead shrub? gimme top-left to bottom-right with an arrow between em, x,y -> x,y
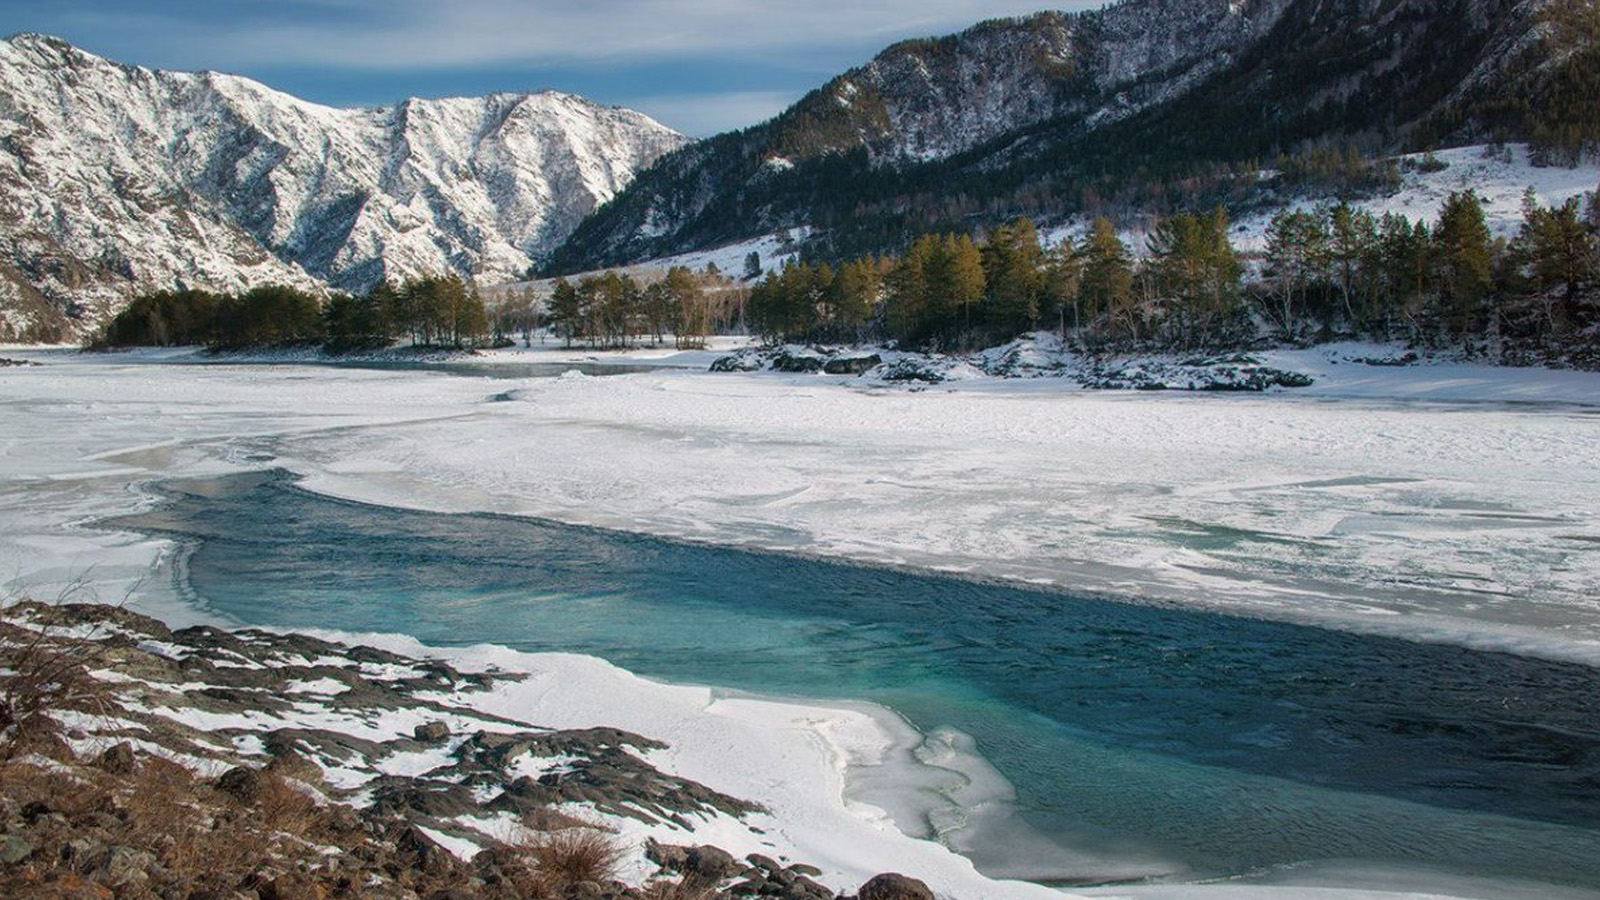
639,876 -> 719,900
0,590 -> 116,759
252,771 -> 325,837
516,825 -> 627,889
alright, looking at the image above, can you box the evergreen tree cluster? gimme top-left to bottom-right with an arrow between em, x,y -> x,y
98,276 -> 493,352
546,267 -> 729,350
737,190 -> 1600,361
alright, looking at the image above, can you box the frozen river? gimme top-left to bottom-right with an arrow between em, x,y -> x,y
2,346 -> 1599,899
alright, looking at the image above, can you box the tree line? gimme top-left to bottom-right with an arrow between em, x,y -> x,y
744,186 -> 1600,361
546,266 -> 739,350
97,276 -> 493,352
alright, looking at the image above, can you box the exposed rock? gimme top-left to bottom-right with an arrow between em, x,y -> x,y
0,34 -> 689,337
0,602 -> 843,900
89,845 -> 157,887
646,839 -> 690,872
684,845 -> 739,881
870,360 -> 946,384
856,873 -> 934,900
96,742 -> 137,775
770,354 -> 825,374
216,766 -> 266,804
787,875 -> 834,900
413,722 -> 451,743
744,854 -> 783,875
710,354 -> 764,373
0,835 -> 33,864
395,825 -> 459,878
256,872 -> 323,900
823,355 -> 881,375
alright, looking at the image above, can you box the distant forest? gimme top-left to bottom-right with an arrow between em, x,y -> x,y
96,183 -> 1600,368
96,277 -> 495,353
741,183 -> 1600,366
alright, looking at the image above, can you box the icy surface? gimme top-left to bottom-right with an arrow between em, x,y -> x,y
2,348 -> 1599,899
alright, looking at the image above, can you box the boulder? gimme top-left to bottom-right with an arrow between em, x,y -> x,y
97,742 -> 137,775
396,824 -> 459,877
646,838 -> 689,872
874,360 -> 945,383
257,873 -> 324,900
857,874 -> 934,900
414,721 -> 451,743
786,875 -> 834,900
710,355 -> 763,373
90,845 -> 157,887
770,354 -> 824,374
216,766 -> 266,804
0,835 -> 34,865
684,845 -> 739,881
745,854 -> 783,875
823,355 -> 881,375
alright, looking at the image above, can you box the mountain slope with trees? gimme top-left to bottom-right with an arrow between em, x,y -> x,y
546,0 -> 1594,274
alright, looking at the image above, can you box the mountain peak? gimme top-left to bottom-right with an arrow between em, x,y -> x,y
0,36 -> 690,341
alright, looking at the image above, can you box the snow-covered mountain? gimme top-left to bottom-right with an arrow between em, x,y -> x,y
546,0 -> 1554,273
0,34 -> 689,340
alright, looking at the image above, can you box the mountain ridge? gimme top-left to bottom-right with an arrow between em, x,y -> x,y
0,33 -> 689,340
544,0 -> 1570,274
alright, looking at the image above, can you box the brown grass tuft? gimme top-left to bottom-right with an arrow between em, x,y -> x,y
516,825 -> 628,889
638,876 -> 720,900
0,591 -> 115,759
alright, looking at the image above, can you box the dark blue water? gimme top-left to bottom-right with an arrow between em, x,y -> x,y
112,471 -> 1600,889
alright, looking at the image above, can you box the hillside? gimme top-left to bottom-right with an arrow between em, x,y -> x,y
0,34 -> 689,341
0,600 -> 942,900
545,0 -> 1584,274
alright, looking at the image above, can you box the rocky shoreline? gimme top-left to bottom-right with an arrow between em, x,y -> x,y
708,339 -> 1318,392
0,602 -> 935,900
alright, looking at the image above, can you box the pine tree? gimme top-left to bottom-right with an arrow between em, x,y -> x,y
1433,190 -> 1494,339
1041,238 -> 1083,335
980,218 -> 1045,338
886,236 -> 936,344
940,234 -> 988,343
1264,209 -> 1330,340
1077,217 -> 1134,341
549,278 -> 581,347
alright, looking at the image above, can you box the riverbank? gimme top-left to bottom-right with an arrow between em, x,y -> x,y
0,600 -> 995,900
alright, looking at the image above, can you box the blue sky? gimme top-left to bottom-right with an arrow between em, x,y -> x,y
2,0 -> 1105,136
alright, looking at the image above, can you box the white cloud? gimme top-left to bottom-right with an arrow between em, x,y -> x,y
57,1 -> 1106,70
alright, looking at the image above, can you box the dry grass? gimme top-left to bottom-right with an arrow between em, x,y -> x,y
0,751 -> 340,898
638,876 -> 720,900
0,590 -> 116,759
514,824 -> 628,889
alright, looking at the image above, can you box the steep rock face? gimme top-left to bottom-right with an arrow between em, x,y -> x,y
0,34 -> 688,339
546,0 -> 1542,273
